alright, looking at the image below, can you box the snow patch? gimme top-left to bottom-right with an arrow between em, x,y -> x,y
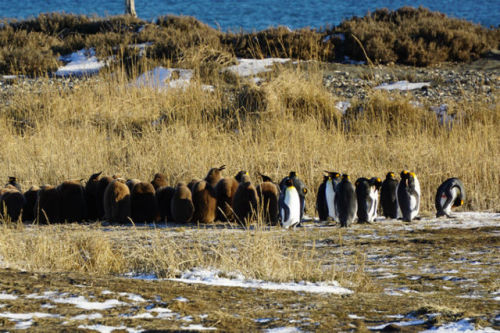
174,296 -> 189,302
368,318 -> 427,330
71,313 -> 103,321
169,268 -> 352,294
119,292 -> 146,302
0,292 -> 18,300
78,324 -> 142,333
0,312 -> 60,320
265,327 -> 302,333
335,101 -> 351,114
225,58 -> 290,77
374,80 -> 430,91
53,295 -> 127,310
55,48 -> 105,77
133,67 -> 193,91
181,324 -> 217,331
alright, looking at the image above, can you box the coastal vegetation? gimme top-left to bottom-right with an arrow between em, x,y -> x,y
0,7 -> 498,75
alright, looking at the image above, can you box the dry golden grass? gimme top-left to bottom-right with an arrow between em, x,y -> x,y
0,64 -> 498,212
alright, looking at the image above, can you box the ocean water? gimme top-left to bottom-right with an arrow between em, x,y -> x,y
0,0 -> 498,31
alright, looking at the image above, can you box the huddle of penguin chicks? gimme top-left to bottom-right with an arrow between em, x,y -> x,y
0,169 -> 465,227
316,170 -> 466,227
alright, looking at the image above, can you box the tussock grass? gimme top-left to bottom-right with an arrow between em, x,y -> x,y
331,7 -> 500,66
1,8 -> 499,75
0,223 -> 357,286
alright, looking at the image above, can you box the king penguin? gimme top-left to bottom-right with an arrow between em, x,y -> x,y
279,171 -> 307,223
355,177 -> 382,223
335,174 -> 357,227
396,170 -> 421,222
380,172 -> 399,219
316,171 -> 341,222
279,177 -> 301,229
435,178 -> 465,218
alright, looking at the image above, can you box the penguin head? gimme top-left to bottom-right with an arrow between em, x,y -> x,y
400,170 -> 409,179
453,199 -> 464,207
8,176 -> 17,183
370,177 -> 383,189
205,165 -> 226,184
341,174 -> 350,182
284,177 -> 294,188
235,170 -> 248,183
289,171 -> 297,179
258,173 -> 273,183
386,172 -> 396,180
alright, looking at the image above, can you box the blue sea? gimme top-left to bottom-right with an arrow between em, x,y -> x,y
0,0 -> 498,31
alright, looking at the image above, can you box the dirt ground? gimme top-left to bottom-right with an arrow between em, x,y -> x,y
0,212 -> 498,332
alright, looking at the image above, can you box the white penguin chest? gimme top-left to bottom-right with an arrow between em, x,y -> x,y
283,187 -> 300,227
325,180 -> 336,218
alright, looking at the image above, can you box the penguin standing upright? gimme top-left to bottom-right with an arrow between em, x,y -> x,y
279,171 -> 307,223
232,174 -> 259,225
380,172 -> 399,219
335,174 -> 357,227
355,177 -> 382,223
256,173 -> 280,225
279,177 -> 301,229
435,178 -> 465,218
396,170 -> 421,222
316,171 -> 341,222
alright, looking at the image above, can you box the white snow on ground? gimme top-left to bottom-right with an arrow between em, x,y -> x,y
348,314 -> 365,319
78,324 -> 142,333
168,268 -> 352,294
368,318 -> 427,330
133,67 -> 193,90
335,101 -> 351,114
376,212 -> 500,231
180,324 -> 217,331
265,327 -> 302,333
0,292 -> 18,300
225,58 -> 290,77
421,319 -> 499,332
0,312 -> 61,320
0,312 -> 61,330
70,313 -> 103,321
174,296 -> 189,302
374,80 -> 430,91
52,295 -> 127,310
119,292 -> 146,302
55,48 -> 106,77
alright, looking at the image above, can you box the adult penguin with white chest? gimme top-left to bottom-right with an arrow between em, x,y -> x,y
316,171 -> 341,222
396,170 -> 421,222
435,178 -> 465,218
335,174 -> 357,227
355,177 -> 382,223
279,171 -> 308,223
279,177 -> 301,229
380,172 -> 399,219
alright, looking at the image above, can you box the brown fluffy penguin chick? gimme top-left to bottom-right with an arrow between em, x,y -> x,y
0,185 -> 25,222
22,186 -> 40,222
151,173 -> 168,190
192,180 -> 217,223
233,174 -> 259,225
187,178 -> 201,193
95,176 -> 113,220
204,165 -> 226,187
215,171 -> 246,222
35,185 -> 61,224
131,182 -> 157,223
103,178 -> 131,224
171,182 -> 194,223
126,179 -> 141,193
84,172 -> 102,221
256,174 -> 280,225
57,180 -> 87,223
156,186 -> 175,222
